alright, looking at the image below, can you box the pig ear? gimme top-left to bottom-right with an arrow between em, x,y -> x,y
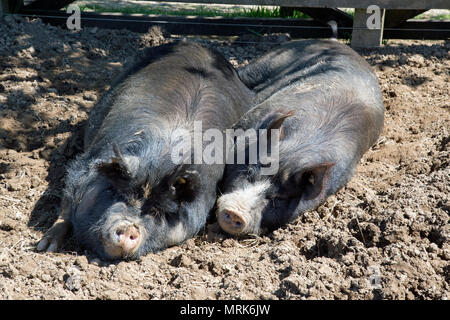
97,143 -> 131,188
260,110 -> 295,141
295,162 -> 335,201
169,170 -> 201,202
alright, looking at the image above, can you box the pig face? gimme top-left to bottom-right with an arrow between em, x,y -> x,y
71,144 -> 204,260
216,110 -> 335,236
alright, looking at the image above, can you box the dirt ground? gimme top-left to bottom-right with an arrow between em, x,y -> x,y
0,15 -> 448,300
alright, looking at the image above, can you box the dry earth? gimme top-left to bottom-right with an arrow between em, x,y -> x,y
0,15 -> 449,299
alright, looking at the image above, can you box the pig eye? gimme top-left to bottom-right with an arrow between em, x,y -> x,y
246,165 -> 259,183
168,170 -> 201,202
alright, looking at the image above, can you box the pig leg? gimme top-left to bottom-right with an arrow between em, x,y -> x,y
37,198 -> 72,252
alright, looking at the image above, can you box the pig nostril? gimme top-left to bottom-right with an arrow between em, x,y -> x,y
121,225 -> 140,252
218,209 -> 247,235
112,224 -> 140,254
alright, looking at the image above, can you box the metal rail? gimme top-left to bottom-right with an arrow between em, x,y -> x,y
14,11 -> 450,41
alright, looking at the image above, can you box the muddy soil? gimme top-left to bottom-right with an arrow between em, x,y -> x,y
0,15 -> 448,299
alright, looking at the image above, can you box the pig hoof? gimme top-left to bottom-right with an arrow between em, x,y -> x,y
218,209 -> 246,235
36,221 -> 70,252
37,235 -> 61,252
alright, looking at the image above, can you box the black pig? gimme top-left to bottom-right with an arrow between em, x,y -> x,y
216,39 -> 384,235
37,41 -> 253,259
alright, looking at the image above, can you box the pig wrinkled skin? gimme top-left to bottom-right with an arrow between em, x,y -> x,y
37,41 -> 253,260
216,39 -> 384,236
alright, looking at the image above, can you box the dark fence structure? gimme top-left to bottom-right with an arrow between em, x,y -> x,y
1,0 -> 449,47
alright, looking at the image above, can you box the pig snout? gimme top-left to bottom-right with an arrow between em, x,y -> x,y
103,219 -> 143,259
216,181 -> 270,235
101,204 -> 145,259
217,208 -> 247,235
112,222 -> 140,253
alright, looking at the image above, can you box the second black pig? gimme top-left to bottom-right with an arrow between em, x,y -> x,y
216,39 -> 384,235
37,41 -> 253,259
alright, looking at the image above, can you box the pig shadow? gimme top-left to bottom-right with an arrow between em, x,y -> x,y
0,17 -> 126,254
26,119 -> 85,254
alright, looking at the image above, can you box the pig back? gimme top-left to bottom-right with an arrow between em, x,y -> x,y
238,39 -> 384,156
84,41 -> 253,153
